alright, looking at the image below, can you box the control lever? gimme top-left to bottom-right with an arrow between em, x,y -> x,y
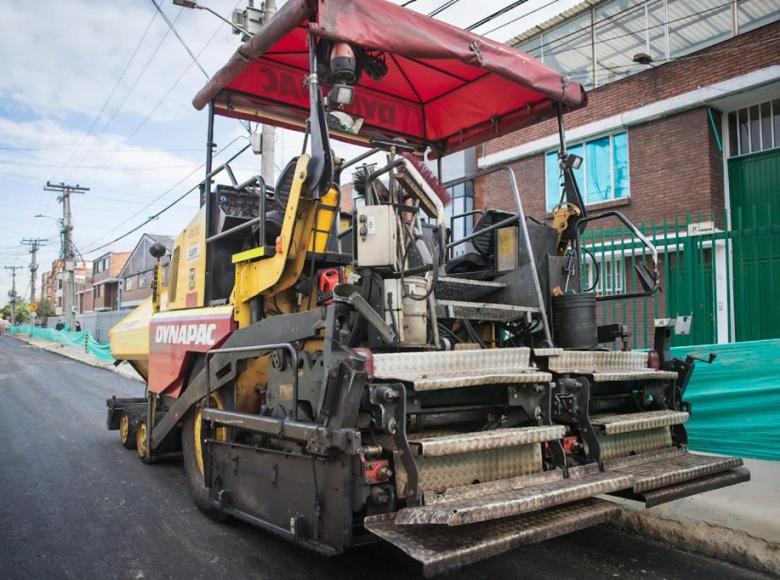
687,353 -> 717,365
334,284 -> 396,344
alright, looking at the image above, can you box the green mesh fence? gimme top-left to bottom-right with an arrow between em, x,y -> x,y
674,340 -> 780,462
8,325 -> 115,362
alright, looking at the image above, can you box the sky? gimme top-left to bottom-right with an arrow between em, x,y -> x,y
0,0 -> 580,302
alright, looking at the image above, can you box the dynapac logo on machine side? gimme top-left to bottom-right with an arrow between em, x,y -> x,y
154,323 -> 217,346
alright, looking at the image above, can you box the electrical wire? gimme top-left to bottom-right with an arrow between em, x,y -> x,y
480,0 -> 561,36
81,136 -> 243,254
467,0 -> 531,31
47,9 -> 160,182
149,0 -> 209,79
63,7 -> 185,182
428,0 -> 461,17
530,0 -> 735,60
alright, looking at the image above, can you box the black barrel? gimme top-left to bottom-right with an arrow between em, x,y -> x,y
552,293 -> 598,349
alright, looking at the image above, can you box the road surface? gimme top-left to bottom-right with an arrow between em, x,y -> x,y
0,336 -> 770,580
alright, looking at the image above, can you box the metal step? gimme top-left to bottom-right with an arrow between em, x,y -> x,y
542,349 -> 678,382
633,466 -> 750,507
393,468 -> 632,526
610,448 -> 744,493
591,410 -> 689,435
372,347 -> 551,391
435,299 -> 539,322
364,498 -> 620,578
434,277 -> 506,301
408,426 -> 565,457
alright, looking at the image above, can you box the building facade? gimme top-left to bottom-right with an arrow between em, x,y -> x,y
118,234 -> 174,309
91,252 -> 130,311
473,2 -> 779,345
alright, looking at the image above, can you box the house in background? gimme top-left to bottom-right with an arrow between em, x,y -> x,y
118,234 -> 174,310
91,252 -> 130,311
42,259 -> 92,315
473,3 -> 779,346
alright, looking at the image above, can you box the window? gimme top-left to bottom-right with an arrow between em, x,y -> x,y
125,276 -> 135,291
545,132 -> 630,211
728,99 -> 779,157
445,181 -> 475,257
584,255 -> 625,297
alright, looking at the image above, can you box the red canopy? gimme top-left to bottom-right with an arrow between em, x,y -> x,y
193,0 -> 586,155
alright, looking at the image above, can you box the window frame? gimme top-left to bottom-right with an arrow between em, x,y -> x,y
728,99 -> 779,158
584,253 -> 626,297
545,130 -> 631,211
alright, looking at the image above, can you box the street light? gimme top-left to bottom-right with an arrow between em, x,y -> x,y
172,0 -> 252,37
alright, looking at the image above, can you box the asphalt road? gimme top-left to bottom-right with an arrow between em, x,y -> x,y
0,335 -> 771,580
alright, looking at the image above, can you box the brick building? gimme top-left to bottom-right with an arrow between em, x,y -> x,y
467,2 -> 779,345
42,259 -> 92,315
90,252 -> 130,311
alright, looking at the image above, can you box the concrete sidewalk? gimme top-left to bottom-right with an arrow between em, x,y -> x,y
611,457 -> 780,576
9,333 -> 143,383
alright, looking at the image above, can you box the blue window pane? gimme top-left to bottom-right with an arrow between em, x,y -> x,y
585,136 -> 611,203
612,132 -> 629,199
545,151 -> 559,211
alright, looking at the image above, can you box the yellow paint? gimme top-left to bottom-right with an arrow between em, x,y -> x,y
194,392 -> 227,476
110,298 -> 153,361
307,185 -> 339,253
232,246 -> 268,264
166,207 -> 207,311
234,155 -> 318,327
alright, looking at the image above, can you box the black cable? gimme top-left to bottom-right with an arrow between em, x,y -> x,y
428,0 -> 462,17
481,0 -> 560,36
467,0 -> 530,31
463,319 -> 486,348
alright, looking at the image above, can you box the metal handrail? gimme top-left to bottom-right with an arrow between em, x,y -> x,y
443,165 -> 552,344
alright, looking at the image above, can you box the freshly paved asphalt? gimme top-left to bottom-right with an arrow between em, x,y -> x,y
0,335 -> 771,580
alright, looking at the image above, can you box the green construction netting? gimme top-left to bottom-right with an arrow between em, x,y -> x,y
673,340 -> 780,462
8,325 -> 115,362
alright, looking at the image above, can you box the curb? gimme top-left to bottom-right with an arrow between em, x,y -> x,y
8,334 -> 144,383
610,508 -> 780,576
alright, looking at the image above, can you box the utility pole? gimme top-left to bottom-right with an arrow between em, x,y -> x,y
260,0 -> 276,184
21,238 -> 49,305
44,181 -> 89,330
4,265 -> 23,324
233,0 -> 275,182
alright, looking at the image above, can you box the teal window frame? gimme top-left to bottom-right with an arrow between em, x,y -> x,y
545,131 -> 630,211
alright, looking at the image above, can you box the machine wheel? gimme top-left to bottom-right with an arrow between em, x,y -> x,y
136,420 -> 151,463
119,412 -> 137,450
182,393 -> 230,522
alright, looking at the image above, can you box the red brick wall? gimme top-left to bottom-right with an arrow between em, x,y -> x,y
476,20 -> 779,226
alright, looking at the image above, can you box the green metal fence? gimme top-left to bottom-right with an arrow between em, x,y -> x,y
581,203 -> 780,348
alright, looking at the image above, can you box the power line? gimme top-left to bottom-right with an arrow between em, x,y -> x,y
428,0 -> 461,17
480,0 -> 561,36
149,0 -> 209,79
529,0 -> 737,60
81,137 -> 244,253
467,0 -> 530,31
48,9 -> 160,182
80,12 -> 229,181
64,7 -> 185,182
